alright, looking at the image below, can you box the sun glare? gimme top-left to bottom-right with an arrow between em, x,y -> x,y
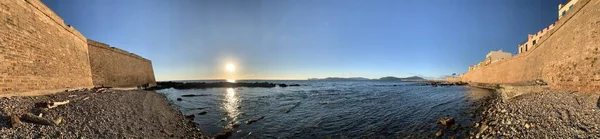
226,63 -> 235,72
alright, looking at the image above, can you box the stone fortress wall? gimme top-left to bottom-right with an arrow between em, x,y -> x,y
0,0 -> 155,96
460,0 -> 600,93
88,40 -> 156,88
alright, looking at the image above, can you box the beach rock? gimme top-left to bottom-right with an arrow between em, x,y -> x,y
10,114 -> 21,128
279,84 -> 288,87
597,96 -> 600,109
214,127 -> 233,139
198,111 -> 207,115
246,116 -> 265,125
289,84 -> 301,86
437,117 -> 455,128
450,124 -> 459,130
230,121 -> 241,128
176,98 -> 182,101
435,129 -> 444,137
181,94 -> 209,97
185,114 -> 195,119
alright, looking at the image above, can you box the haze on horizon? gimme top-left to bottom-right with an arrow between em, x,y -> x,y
42,0 -> 566,81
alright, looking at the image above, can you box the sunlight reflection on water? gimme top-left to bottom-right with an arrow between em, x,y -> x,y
160,81 -> 491,138
224,88 -> 240,120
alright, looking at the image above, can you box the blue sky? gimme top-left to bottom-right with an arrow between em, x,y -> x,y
42,0 -> 566,81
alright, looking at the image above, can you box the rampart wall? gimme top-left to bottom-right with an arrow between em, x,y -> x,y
460,0 -> 600,93
0,0 -> 156,96
88,40 -> 156,88
0,0 -> 93,95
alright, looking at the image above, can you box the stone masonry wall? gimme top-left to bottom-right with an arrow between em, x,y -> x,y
460,0 -> 600,93
87,40 -> 156,88
0,0 -> 93,94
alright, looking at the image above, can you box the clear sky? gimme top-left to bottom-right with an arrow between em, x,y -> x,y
42,0 -> 567,81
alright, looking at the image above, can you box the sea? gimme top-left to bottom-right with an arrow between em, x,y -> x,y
157,80 -> 492,138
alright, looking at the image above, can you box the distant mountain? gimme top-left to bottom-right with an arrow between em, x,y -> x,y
400,76 -> 425,81
308,76 -> 426,81
308,77 -> 371,81
378,76 -> 403,81
378,76 -> 425,81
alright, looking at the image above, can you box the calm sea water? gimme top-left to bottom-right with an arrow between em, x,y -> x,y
157,80 -> 492,138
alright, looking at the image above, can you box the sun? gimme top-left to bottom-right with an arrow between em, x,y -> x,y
226,63 -> 235,72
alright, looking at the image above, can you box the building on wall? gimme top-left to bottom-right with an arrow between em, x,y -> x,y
485,50 -> 512,64
517,24 -> 555,54
559,0 -> 580,19
460,0 -> 600,93
517,0 -> 578,54
517,0 -> 579,54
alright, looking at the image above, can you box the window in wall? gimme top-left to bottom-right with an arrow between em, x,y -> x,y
533,40 -> 537,45
569,4 -> 574,9
562,11 -> 567,16
525,45 -> 528,51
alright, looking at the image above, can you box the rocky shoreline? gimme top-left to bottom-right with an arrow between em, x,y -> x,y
0,89 -> 205,138
152,81 -> 301,90
470,83 -> 600,138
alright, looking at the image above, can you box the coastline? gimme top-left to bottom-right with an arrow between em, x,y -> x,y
469,82 -> 600,138
0,89 -> 205,138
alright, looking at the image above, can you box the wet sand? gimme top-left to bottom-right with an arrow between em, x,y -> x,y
0,89 -> 205,138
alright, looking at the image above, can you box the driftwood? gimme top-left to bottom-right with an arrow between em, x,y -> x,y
21,113 -> 56,126
48,100 -> 70,109
20,113 -> 63,126
35,100 -> 70,109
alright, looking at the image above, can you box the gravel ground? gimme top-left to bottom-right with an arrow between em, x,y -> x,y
475,90 -> 600,138
0,89 -> 205,138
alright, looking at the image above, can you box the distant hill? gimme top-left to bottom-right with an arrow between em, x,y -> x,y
308,76 -> 426,81
378,76 -> 403,81
378,76 -> 425,81
308,77 -> 371,81
399,76 -> 425,81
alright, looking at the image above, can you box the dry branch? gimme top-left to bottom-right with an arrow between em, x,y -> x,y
20,113 -> 64,126
21,113 -> 55,126
47,100 -> 70,109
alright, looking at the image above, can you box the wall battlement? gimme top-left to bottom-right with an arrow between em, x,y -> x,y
23,0 -> 86,41
460,0 -> 600,93
87,39 -> 150,62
